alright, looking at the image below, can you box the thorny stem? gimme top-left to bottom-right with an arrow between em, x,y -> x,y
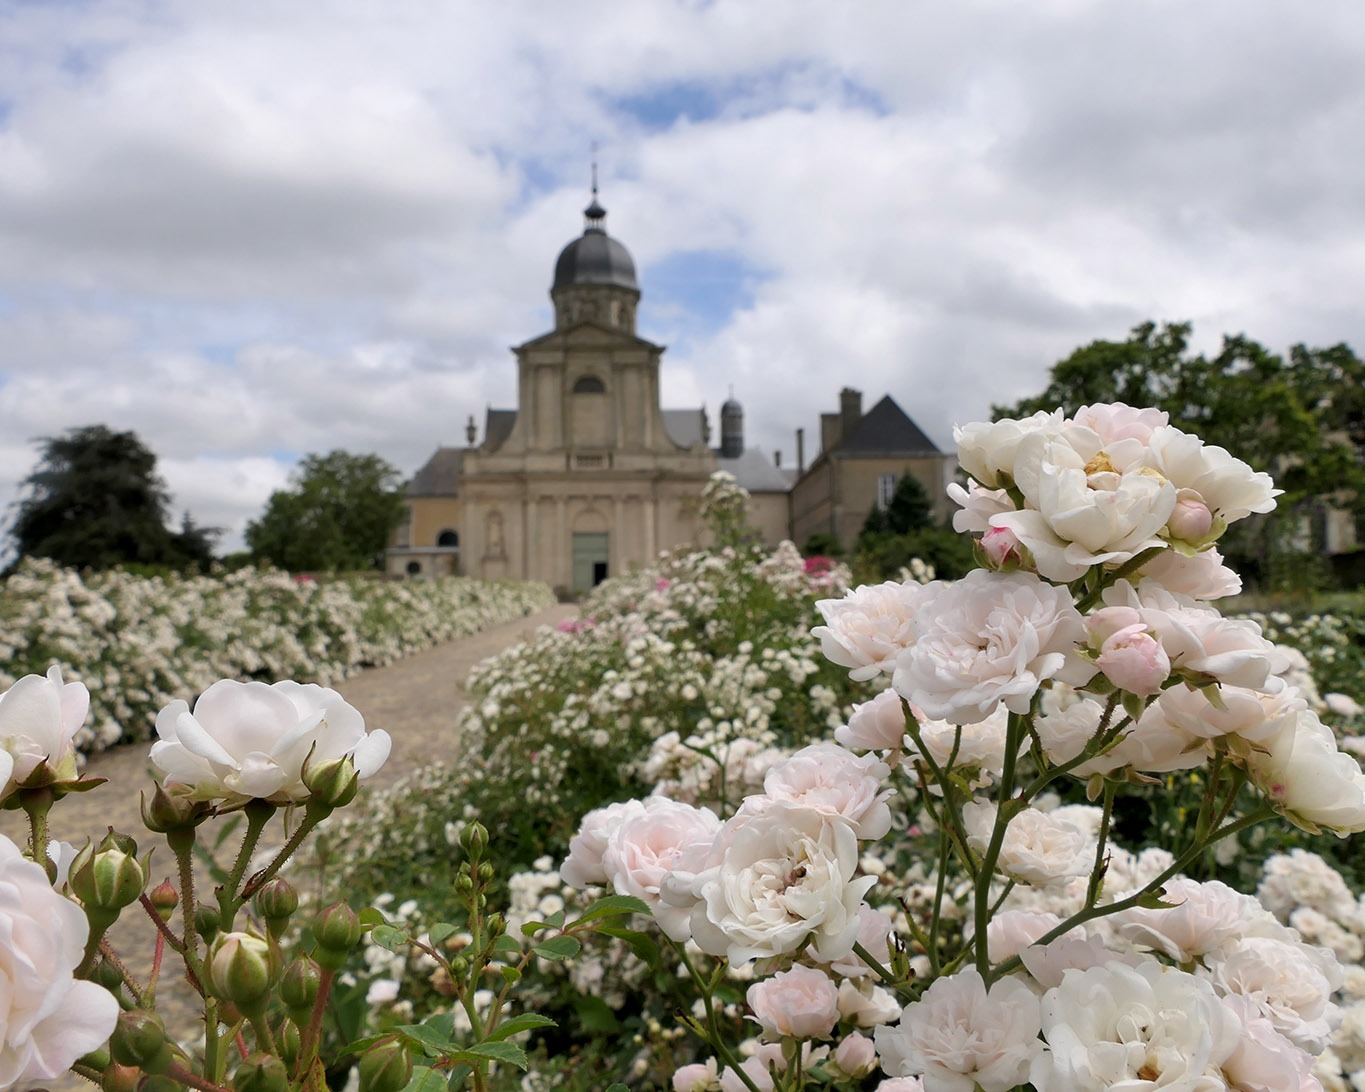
98,940 -> 145,1006
241,801 -> 329,901
670,940 -> 762,1092
162,1062 -> 234,1092
217,799 -> 274,925
1085,779 -> 1119,910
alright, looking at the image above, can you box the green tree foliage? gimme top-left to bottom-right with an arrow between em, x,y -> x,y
9,425 -> 217,571
246,450 -> 406,573
996,321 -> 1365,586
854,471 -> 975,582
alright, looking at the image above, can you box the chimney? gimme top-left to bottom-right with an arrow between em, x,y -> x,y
839,387 -> 862,442
774,450 -> 782,468
820,412 -> 841,454
796,428 -> 805,474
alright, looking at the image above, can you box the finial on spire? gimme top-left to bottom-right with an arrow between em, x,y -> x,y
584,143 -> 606,232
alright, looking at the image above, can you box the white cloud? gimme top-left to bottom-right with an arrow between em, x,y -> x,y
1,0 -> 1364,554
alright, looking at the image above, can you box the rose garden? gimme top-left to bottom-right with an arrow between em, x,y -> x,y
5,403 -> 1365,1091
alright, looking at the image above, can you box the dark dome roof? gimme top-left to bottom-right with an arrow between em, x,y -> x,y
552,198 -> 638,292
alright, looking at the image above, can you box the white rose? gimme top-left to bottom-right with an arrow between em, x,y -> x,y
687,802 -> 874,964
756,743 -> 893,840
837,979 -> 904,1027
954,410 -> 1067,489
875,967 -> 1042,1092
599,797 -> 721,940
836,688 -> 908,754
1220,993 -> 1319,1092
812,581 -> 933,681
1146,425 -> 1280,525
893,570 -> 1093,725
1136,545 -> 1242,601
1200,935 -> 1342,1054
561,799 -> 648,889
1111,878 -> 1278,962
903,707 -> 1015,792
962,800 -> 1094,887
1032,960 -> 1240,1090
1070,403 -> 1169,444
149,679 -> 390,804
986,910 -> 1061,963
1245,709 -> 1365,836
746,965 -> 840,1040
0,835 -> 119,1086
0,666 -> 89,799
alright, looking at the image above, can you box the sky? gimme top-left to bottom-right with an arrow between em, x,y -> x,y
3,0 -> 1365,554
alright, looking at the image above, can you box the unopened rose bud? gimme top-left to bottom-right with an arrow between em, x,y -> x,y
91,955 -> 125,991
196,904 -> 220,943
101,1063 -> 142,1092
109,1010 -> 173,1073
358,1039 -> 413,1092
233,1053 -> 289,1092
1096,624 -> 1171,697
208,932 -> 278,1016
254,878 -> 298,938
833,1031 -> 878,1078
277,1020 -> 302,1066
303,757 -> 360,810
312,902 -> 362,970
459,821 -> 488,859
71,831 -> 147,914
281,956 -> 323,1024
141,782 -> 210,833
979,525 -> 1026,570
148,879 -> 179,922
1167,492 -> 1215,544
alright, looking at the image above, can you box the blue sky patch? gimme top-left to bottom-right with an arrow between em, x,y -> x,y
645,248 -> 758,346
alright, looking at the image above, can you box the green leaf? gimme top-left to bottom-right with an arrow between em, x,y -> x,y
445,1042 -> 529,1071
593,922 -> 659,962
573,894 -> 651,924
358,907 -> 388,927
483,1013 -> 556,1042
574,994 -> 621,1034
520,920 -> 555,937
370,924 -> 408,950
391,1012 -> 458,1055
605,1084 -> 630,1092
401,1067 -> 449,1092
532,934 -> 581,960
491,934 -> 522,958
428,921 -> 458,945
499,965 -> 521,986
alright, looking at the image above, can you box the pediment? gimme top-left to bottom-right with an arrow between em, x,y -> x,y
515,320 -> 664,355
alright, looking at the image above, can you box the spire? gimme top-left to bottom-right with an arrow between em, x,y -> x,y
584,146 -> 606,233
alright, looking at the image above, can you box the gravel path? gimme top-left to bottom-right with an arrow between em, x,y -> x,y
3,599 -> 576,1090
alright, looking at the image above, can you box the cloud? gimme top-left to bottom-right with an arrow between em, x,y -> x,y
1,0 -> 1364,555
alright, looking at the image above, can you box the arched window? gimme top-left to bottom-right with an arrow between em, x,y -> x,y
572,375 -> 605,393
437,529 -> 459,548
405,561 -> 422,576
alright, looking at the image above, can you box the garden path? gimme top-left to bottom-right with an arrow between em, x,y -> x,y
3,598 -> 577,1089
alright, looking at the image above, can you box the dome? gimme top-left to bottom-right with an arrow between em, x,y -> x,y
552,198 -> 638,292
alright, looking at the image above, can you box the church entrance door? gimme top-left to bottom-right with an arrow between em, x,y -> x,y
572,532 -> 609,593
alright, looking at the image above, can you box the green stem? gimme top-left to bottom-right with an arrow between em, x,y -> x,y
240,801 -> 329,901
24,791 -> 53,879
217,800 -> 275,925
1085,780 -> 1119,910
1074,546 -> 1167,612
974,711 -> 1025,980
162,1062 -> 234,1092
669,941 -> 761,1092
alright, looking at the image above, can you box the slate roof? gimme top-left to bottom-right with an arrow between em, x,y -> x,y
663,408 -> 706,448
835,395 -> 941,455
716,447 -> 795,493
484,408 -> 517,452
406,448 -> 464,496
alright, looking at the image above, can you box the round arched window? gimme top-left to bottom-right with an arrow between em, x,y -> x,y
437,529 -> 459,548
572,375 -> 605,393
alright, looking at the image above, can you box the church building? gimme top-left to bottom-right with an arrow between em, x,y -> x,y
387,188 -> 953,593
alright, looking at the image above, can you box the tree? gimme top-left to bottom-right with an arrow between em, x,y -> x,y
9,424 -> 217,571
246,450 -> 406,573
854,471 -> 975,582
996,321 -> 1365,586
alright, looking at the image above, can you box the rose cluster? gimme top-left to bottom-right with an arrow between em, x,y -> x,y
565,403 -> 1365,1091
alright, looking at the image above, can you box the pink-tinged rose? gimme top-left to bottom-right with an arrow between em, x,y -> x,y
1220,993 -> 1319,1092
755,744 -> 893,840
878,1081 -> 926,1092
903,708 -> 1015,792
1201,936 -> 1342,1054
149,679 -> 390,804
838,980 -> 903,1027
1245,709 -> 1365,835
979,526 -> 1026,569
671,1061 -> 719,1091
1137,545 -> 1242,600
1150,684 -> 1305,747
812,581 -> 933,681
561,799 -> 648,889
836,688 -> 908,754
0,835 -> 119,1086
1031,960 -> 1240,1090
687,802 -> 875,964
949,481 -> 1017,536
746,965 -> 840,1040
832,1031 -> 878,1078
1110,878 -> 1276,962
1167,490 -> 1215,543
0,665 -> 89,799
600,797 -> 721,940
986,911 -> 1061,963
1094,623 -> 1171,696
817,903 -> 895,979
1071,402 -> 1168,444
1018,932 -> 1143,991
892,570 -> 1094,725
875,967 -> 1042,1092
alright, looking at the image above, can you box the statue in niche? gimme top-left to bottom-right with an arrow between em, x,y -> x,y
486,511 -> 505,558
